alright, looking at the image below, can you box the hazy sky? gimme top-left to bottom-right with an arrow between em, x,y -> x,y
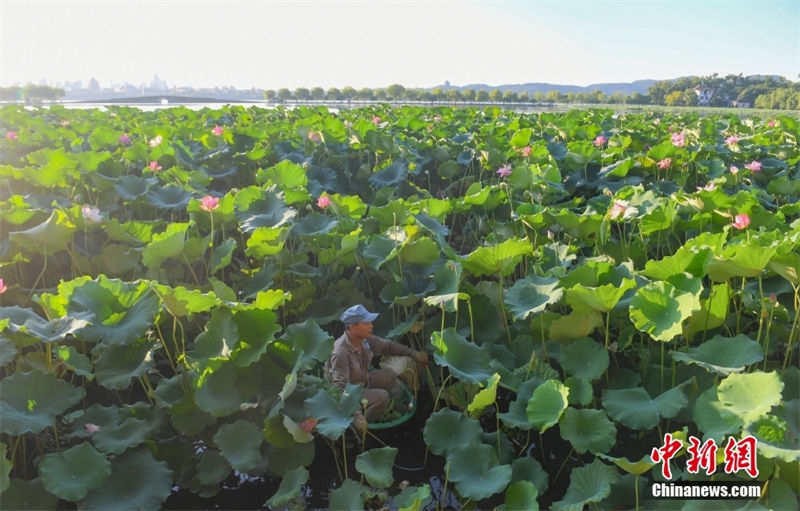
1,0 -> 797,90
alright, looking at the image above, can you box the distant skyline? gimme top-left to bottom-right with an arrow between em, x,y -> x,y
1,0 -> 798,91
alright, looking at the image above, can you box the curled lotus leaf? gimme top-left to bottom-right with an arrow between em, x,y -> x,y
8,209 -> 75,254
303,383 -> 363,440
446,443 -> 512,501
431,328 -> 493,383
526,379 -> 569,433
0,370 -> 83,435
671,334 -> 763,375
267,466 -> 309,508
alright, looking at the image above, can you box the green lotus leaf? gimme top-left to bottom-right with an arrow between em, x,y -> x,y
195,363 -> 243,417
707,245 -> 778,282
95,243 -> 140,274
446,443 -> 512,501
195,449 -> 230,486
461,238 -> 533,277
642,246 -> 713,280
565,279 -> 635,313
400,237 -> 440,266
369,160 -> 407,187
744,400 -> 799,463
552,459 -> 619,511
145,185 -> 193,210
414,212 -> 450,237
212,419 -> 264,473
431,328 -> 493,383
629,280 -> 702,342
549,310 -> 604,341
114,175 -> 156,200
602,381 -> 690,430
564,376 -> 593,406
597,453 -> 656,476
292,212 -> 338,236
560,337 -> 609,381
81,290 -> 159,346
499,378 -> 541,430
717,371 -> 784,424
684,282 -> 731,339
153,284 -> 219,317
303,383 -> 363,440
80,448 -> 172,511
328,479 -> 365,511
188,307 -> 239,365
92,341 -> 155,390
671,334 -> 762,375
39,442 -> 111,501
0,336 -> 16,367
169,397 -> 217,435
424,260 -> 463,312
1,478 -> 59,510
423,408 -> 483,456
278,319 -> 334,370
467,373 -> 501,418
91,415 -> 152,455
504,275 -> 563,320
0,370 -> 83,435
393,483 -> 432,511
8,209 -> 75,253
769,253 -> 800,286
558,407 -> 616,454
238,195 -> 296,232
141,222 -> 189,268
526,379 -> 569,433
510,456 -> 549,495
692,387 -> 743,442
245,226 -> 288,258
210,238 -> 236,274
360,235 -> 400,270
103,218 -> 154,246
257,159 -> 308,190
0,443 -> 10,493
328,194 -> 367,219
0,306 -> 92,345
265,440 -> 315,477
266,465 -> 309,507
504,480 -> 539,511
230,307 -> 280,367
355,446 -> 398,489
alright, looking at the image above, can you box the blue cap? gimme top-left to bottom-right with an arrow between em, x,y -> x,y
340,304 -> 379,325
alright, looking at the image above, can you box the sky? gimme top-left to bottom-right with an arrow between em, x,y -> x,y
0,0 -> 798,91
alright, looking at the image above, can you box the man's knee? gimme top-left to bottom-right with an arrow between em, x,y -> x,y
364,388 -> 390,421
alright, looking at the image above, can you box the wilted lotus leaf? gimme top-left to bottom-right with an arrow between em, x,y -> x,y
602,380 -> 691,430
717,370 -> 784,424
303,383 -> 363,440
328,479 -> 366,511
560,337 -> 609,381
80,448 -> 172,511
446,443 -> 512,501
461,238 -> 533,277
551,459 -> 619,511
558,407 -> 616,454
504,275 -> 563,320
355,447 -> 398,489
431,328 -> 492,383
0,370 -> 83,435
671,334 -> 762,375
505,481 -> 539,511
423,408 -> 483,456
39,442 -> 111,501
212,419 -> 264,473
267,465 -> 309,507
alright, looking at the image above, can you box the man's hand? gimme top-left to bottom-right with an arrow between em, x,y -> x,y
413,350 -> 429,366
353,414 -> 367,434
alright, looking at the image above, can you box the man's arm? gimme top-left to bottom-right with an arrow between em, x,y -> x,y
369,336 -> 428,365
328,354 -> 351,390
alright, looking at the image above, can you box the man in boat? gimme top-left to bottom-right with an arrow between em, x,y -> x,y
326,304 -> 428,434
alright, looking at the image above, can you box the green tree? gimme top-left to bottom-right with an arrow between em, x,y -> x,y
386,84 -> 405,101
294,87 -> 311,101
476,89 -> 490,102
263,89 -> 276,101
277,88 -> 292,102
489,89 -> 503,102
310,87 -> 325,100
461,88 -> 476,102
341,86 -> 357,101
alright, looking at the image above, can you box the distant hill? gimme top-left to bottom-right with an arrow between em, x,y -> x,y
443,80 -> 658,96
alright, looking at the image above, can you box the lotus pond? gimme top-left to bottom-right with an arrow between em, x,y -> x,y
0,104 -> 798,510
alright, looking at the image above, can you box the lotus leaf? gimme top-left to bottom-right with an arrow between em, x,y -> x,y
565,279 -> 635,313
769,253 -> 800,286
1,478 -> 59,510
39,442 -> 111,501
145,185 -> 193,210
292,212 -> 339,236
564,376 -> 593,406
194,363 -> 243,417
238,196 -> 296,232
707,244 -> 778,282
327,479 -> 365,510
245,226 -> 288,258
92,341 -> 155,390
0,443 -> 10,493
467,373 -> 501,418
446,443 -> 513,500
0,370 -> 83,435
504,481 -> 539,511
744,402 -> 800,463
431,328 -> 493,383
560,337 -> 609,381
266,465 -> 309,507
195,449 -> 230,486
114,175 -> 155,200
642,246 -> 713,280
602,381 -> 690,430
629,280 -> 702,342
598,453 -> 655,476
0,336 -> 16,366
258,159 -> 309,189
504,275 -> 563,320
212,419 -> 264,473
692,387 -> 744,442
423,407 -> 483,456
188,307 -> 239,364
549,310 -> 604,341
552,459 -> 619,511
265,440 -> 315,476
510,456 -> 549,495
526,379 -> 569,433
717,371 -> 784,424
355,446 -> 398,489
393,483 -> 432,511
303,383 -> 363,440
0,306 -> 92,346
279,320 -> 334,370
369,160 -> 407,187
499,378 -> 541,430
210,238 -> 236,273
558,407 -> 616,454
671,334 -> 763,375
8,209 -> 75,254
684,282 -> 731,338
141,222 -> 189,268
461,238 -> 533,277
80,448 -> 172,511
154,284 -> 219,317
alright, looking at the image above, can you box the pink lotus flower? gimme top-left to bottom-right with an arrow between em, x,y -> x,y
372,116 -> 381,124
148,161 -> 162,171
308,131 -> 321,143
316,195 -> 331,209
594,135 -> 607,147
82,205 -> 103,224
211,125 -> 224,136
5,131 -> 17,140
744,161 -> 762,172
769,292 -> 778,304
200,195 -> 219,211
522,146 -> 531,157
84,423 -> 101,435
731,213 -> 751,230
433,115 -> 442,122
729,165 -> 739,175
609,200 -> 628,220
671,132 -> 686,147
767,120 -> 778,128
725,135 -> 740,146
0,278 -> 7,294
653,118 -> 661,125
496,165 -> 512,178
696,182 -> 716,192
149,135 -> 163,147
119,134 -> 131,145
657,158 -> 672,170
299,418 -> 317,433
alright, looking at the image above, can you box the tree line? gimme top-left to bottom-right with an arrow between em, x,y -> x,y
264,74 -> 799,110
0,85 -> 65,103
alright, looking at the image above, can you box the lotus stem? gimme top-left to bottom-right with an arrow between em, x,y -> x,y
341,434 -> 348,480
553,446 -> 574,484
635,474 -> 640,511
783,286 -> 800,370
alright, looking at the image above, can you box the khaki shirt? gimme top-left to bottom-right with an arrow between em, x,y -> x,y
328,332 -> 415,390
